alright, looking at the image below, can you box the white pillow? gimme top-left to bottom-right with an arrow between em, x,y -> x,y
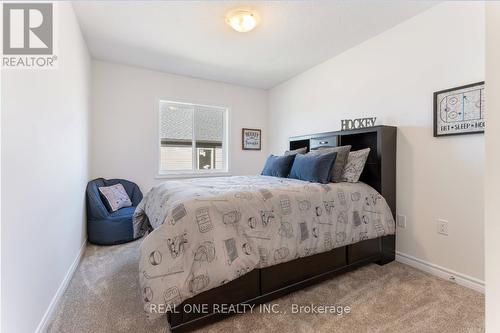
284,147 -> 307,156
341,148 -> 371,183
98,183 -> 132,212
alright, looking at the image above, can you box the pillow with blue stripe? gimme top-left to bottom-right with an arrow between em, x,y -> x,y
261,154 -> 296,178
288,152 -> 337,184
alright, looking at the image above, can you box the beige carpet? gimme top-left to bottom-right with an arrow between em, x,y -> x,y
47,240 -> 484,333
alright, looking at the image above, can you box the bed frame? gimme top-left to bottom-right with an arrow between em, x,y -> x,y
167,125 -> 397,332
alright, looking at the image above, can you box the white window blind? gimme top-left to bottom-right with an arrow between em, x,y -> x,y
159,100 -> 228,175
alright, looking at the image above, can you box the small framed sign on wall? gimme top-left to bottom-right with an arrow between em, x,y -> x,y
242,128 -> 261,150
433,81 -> 485,137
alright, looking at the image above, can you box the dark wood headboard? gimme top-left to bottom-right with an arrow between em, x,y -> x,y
289,125 -> 397,217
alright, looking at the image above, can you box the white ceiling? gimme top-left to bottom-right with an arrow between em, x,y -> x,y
73,1 -> 436,89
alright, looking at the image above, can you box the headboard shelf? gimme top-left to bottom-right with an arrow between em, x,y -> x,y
289,125 -> 390,140
289,125 -> 396,217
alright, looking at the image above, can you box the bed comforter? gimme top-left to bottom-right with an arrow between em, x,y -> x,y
133,176 -> 395,314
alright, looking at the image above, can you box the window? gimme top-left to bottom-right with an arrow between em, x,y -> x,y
158,100 -> 228,176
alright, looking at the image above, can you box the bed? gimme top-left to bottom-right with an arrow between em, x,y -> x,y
134,125 -> 396,332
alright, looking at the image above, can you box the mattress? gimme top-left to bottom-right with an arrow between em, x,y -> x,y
133,175 -> 395,315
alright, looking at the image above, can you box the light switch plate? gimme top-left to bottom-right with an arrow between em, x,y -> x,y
397,214 -> 406,228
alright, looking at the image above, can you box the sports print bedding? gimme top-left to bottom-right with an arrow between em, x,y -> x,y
133,176 -> 395,315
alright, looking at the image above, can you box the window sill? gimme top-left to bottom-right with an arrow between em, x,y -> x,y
155,172 -> 232,180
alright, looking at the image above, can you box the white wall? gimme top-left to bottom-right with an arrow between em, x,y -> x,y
485,2 -> 500,331
268,2 -> 485,281
1,3 -> 91,333
90,60 -> 268,192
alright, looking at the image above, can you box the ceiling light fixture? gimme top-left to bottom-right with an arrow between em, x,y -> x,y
226,9 -> 258,33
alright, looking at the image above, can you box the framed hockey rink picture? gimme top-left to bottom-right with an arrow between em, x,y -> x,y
433,81 -> 485,137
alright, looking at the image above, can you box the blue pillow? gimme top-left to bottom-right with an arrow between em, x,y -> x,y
289,152 -> 337,184
261,154 -> 296,178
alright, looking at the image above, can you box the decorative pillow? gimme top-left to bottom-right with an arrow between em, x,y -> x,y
98,183 -> 132,212
288,152 -> 337,184
310,145 -> 351,182
341,148 -> 371,183
284,147 -> 307,156
261,154 -> 296,178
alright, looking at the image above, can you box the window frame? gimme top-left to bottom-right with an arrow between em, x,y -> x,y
156,99 -> 230,179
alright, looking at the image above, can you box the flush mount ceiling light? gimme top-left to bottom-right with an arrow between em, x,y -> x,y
226,9 -> 259,33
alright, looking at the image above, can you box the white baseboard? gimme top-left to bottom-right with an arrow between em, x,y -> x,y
35,240 -> 87,333
396,251 -> 484,294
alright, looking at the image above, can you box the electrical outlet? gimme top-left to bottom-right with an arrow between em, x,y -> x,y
437,219 -> 448,236
396,214 -> 406,228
